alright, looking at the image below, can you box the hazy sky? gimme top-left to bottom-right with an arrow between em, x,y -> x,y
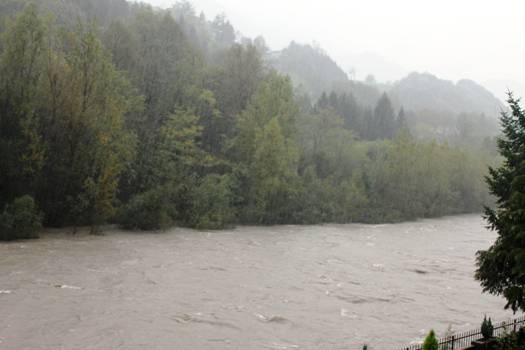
141,0 -> 525,100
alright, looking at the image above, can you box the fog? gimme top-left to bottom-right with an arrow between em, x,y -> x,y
142,0 -> 525,100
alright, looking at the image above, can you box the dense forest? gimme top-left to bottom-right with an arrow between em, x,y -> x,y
0,0 -> 502,238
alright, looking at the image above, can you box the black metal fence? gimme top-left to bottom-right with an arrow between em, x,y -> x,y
398,316 -> 525,350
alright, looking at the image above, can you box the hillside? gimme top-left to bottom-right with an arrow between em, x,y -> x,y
389,72 -> 504,117
0,0 -> 137,30
268,42 -> 349,99
269,43 -> 503,122
268,42 -> 383,106
268,42 -> 502,144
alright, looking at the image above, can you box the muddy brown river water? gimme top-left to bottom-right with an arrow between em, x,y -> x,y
0,215 -> 517,350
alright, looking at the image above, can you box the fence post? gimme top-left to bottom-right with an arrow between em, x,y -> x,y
514,319 -> 517,332
451,335 -> 455,350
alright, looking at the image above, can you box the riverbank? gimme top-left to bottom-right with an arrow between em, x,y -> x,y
11,212 -> 487,241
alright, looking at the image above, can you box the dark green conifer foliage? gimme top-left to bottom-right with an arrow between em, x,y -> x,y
481,316 -> 494,338
476,94 -> 525,312
422,330 -> 439,350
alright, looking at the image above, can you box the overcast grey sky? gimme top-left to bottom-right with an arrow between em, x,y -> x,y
141,0 -> 525,100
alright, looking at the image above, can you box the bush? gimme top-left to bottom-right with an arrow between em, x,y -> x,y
189,174 -> 236,229
118,186 -> 177,231
492,328 -> 525,350
422,330 -> 439,350
481,316 -> 494,339
0,195 -> 42,241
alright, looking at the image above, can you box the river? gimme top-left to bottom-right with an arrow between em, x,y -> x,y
0,215 -> 516,350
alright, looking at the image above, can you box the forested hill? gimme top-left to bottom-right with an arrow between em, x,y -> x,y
390,72 -> 504,117
1,0 -> 504,118
270,43 -> 503,117
269,42 -> 383,107
0,0 -> 502,240
268,42 -> 349,99
0,0 -> 137,30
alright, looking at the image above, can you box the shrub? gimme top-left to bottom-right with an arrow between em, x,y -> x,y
422,330 -> 439,350
493,328 -> 525,350
118,186 -> 177,231
0,195 -> 42,241
189,174 -> 236,229
481,316 -> 494,339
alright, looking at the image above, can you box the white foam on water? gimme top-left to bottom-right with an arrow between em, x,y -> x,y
56,285 -> 82,290
340,308 -> 358,318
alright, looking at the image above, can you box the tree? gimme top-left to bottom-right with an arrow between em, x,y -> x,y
229,73 -> 300,223
118,184 -> 177,231
481,316 -> 494,339
0,4 -> 46,207
476,94 -> 525,312
295,107 -> 367,223
210,43 -> 263,119
370,93 -> 396,140
211,14 -> 235,48
0,195 -> 42,241
189,174 -> 235,229
365,74 -> 376,85
245,117 -> 298,223
397,107 -> 409,132
36,22 -> 136,229
231,72 -> 298,164
422,330 -> 439,350
103,20 -> 136,72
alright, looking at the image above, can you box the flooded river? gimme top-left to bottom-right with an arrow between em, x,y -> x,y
0,215 -> 515,350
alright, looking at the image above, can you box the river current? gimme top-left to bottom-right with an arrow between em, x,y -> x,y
0,215 -> 515,349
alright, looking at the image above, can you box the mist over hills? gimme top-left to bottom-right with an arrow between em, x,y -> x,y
0,0 -> 504,147
267,41 -> 349,99
267,42 -> 383,108
389,72 -> 504,117
2,0 -> 504,123
0,0 -> 134,29
269,42 -> 504,119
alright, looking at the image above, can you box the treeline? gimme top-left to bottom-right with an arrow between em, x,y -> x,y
0,2 -> 496,239
271,43 -> 502,150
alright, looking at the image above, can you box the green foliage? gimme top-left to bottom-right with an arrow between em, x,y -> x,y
476,94 -> 525,312
481,316 -> 494,339
118,186 -> 177,231
232,73 -> 300,224
189,174 -> 236,229
422,330 -> 439,350
0,195 -> 42,241
42,22 -> 135,228
494,328 -> 525,350
0,1 -> 499,233
0,3 -> 46,207
0,4 -> 137,230
211,43 -> 263,118
370,93 -> 397,140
